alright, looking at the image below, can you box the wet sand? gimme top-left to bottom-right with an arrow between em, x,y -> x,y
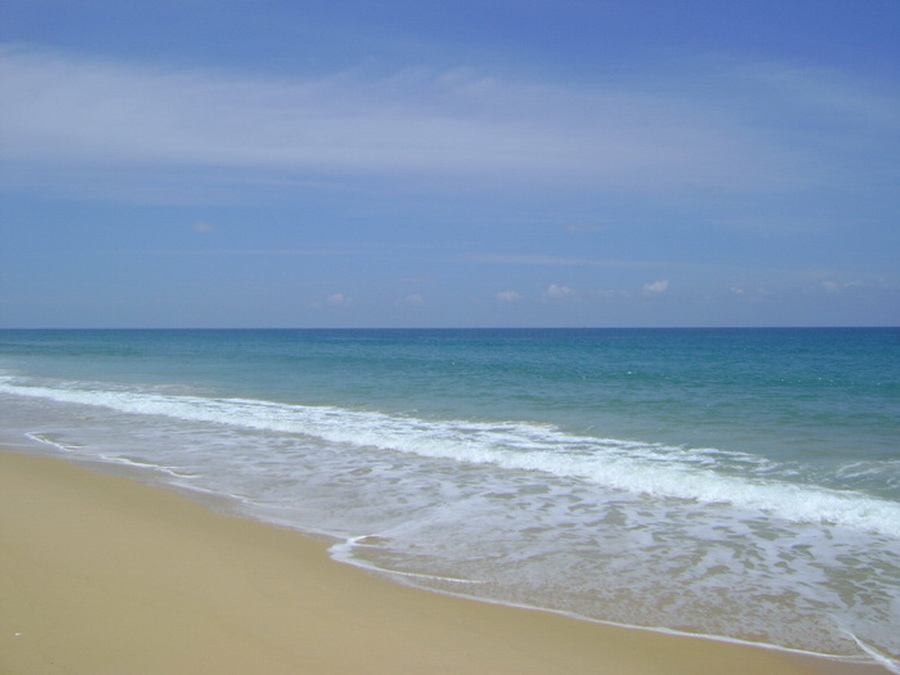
0,449 -> 887,674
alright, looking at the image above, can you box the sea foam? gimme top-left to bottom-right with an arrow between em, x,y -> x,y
2,371 -> 899,667
2,376 -> 898,539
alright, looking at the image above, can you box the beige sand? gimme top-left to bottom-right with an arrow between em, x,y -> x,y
0,449 -> 885,674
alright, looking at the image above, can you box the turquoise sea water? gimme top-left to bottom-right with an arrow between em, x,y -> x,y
1,328 -> 898,669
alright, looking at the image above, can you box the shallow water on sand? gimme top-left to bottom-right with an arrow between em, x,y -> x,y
1,328 -> 897,669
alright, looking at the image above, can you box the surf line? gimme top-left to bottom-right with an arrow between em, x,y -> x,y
332,536 -> 485,585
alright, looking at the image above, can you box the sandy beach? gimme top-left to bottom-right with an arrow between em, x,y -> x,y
0,448 -> 887,674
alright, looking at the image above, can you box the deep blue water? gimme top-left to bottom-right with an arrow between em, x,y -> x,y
1,328 -> 898,668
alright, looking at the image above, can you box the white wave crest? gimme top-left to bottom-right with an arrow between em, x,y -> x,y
2,377 -> 899,538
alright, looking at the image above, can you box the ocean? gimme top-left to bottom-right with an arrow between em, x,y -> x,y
1,328 -> 897,670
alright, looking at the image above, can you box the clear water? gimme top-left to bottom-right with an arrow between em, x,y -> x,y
0,328 -> 897,669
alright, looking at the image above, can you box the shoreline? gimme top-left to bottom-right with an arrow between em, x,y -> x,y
0,448 -> 889,674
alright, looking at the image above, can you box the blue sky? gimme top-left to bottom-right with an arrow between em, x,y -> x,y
1,0 -> 898,327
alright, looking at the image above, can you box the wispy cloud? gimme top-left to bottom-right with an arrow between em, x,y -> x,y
496,291 -> 523,302
542,284 -> 576,301
643,280 -> 669,294
470,254 -> 660,268
734,60 -> 900,132
0,45 -> 820,197
142,249 -> 357,256
326,293 -> 351,306
398,294 -> 425,306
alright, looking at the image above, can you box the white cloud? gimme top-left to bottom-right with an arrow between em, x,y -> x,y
192,222 -> 215,233
543,284 -> 575,301
643,280 -> 669,294
326,293 -> 351,305
592,288 -> 630,300
0,45 -> 807,194
737,61 -> 900,132
400,294 -> 425,306
496,291 -> 523,302
821,280 -> 865,293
